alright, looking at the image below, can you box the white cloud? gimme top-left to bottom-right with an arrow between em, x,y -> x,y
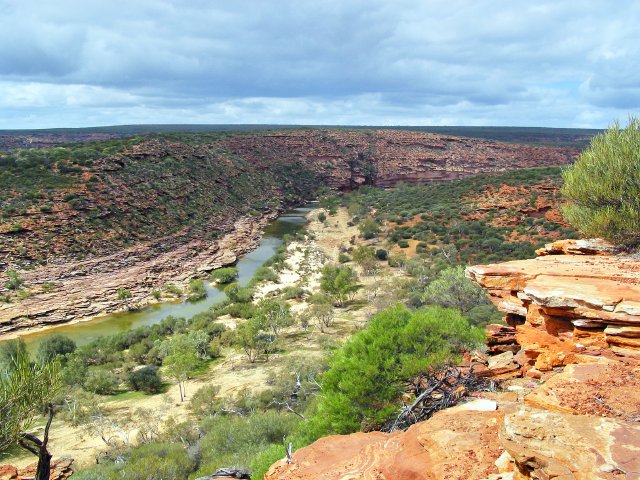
0,0 -> 639,128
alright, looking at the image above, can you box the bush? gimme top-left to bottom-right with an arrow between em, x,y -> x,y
189,384 -> 221,417
188,278 -> 207,302
398,239 -> 409,248
338,253 -> 351,263
195,412 -> 301,477
210,266 -> 239,284
421,266 -> 490,314
4,270 -> 24,291
84,368 -> 119,395
318,212 -> 327,222
562,117 -> 640,246
308,304 -> 484,434
37,334 -> 76,364
127,366 -> 163,394
375,248 -> 388,260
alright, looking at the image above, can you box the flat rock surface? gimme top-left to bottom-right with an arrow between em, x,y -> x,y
266,408 -> 508,480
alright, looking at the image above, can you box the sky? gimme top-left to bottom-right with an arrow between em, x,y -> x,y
0,0 -> 639,129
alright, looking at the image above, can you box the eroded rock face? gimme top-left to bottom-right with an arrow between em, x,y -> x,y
466,239 -> 640,371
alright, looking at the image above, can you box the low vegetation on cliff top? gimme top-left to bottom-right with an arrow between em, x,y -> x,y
562,117 -> 640,247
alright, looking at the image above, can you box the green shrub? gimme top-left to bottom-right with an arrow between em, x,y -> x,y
210,266 -> 239,284
37,335 -> 76,364
562,117 -> 640,246
189,384 -> 221,417
318,212 -> 327,222
421,266 -> 490,314
164,283 -> 183,297
398,239 -> 409,248
127,366 -> 163,394
195,412 -> 300,476
375,248 -> 388,260
83,368 -> 119,395
188,278 -> 207,302
309,304 -> 484,434
338,253 -> 351,263
4,270 -> 24,291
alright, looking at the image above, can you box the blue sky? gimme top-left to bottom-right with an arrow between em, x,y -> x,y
0,0 -> 638,129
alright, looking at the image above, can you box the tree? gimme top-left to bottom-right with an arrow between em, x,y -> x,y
233,319 -> 262,363
562,117 -> 640,246
163,349 -> 198,402
0,338 -> 28,369
421,266 -> 489,313
0,351 -> 61,480
320,265 -> 361,307
351,245 -> 380,276
255,300 -> 294,337
358,218 -> 380,239
37,335 -> 76,364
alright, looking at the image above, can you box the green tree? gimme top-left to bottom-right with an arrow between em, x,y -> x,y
358,218 -> 381,239
163,349 -> 198,402
255,299 -> 294,337
421,266 -> 489,313
320,264 -> 361,307
0,351 -> 61,480
562,117 -> 640,245
233,319 -> 262,363
37,335 -> 76,364
310,305 -> 484,434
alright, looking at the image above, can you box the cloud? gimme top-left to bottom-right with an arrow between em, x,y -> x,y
0,0 -> 639,128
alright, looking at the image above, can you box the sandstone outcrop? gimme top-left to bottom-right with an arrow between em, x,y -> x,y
266,401 -> 512,480
0,458 -> 73,480
0,214 -> 271,336
466,238 -> 640,371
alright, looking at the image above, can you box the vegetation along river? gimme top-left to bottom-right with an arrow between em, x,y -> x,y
15,206 -> 312,351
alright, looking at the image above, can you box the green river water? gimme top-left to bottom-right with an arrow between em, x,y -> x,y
12,206 -> 312,351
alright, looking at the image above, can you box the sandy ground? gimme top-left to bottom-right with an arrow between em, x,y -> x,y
6,208 -> 406,469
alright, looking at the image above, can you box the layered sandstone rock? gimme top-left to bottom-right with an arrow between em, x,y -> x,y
466,239 -> 640,372
0,458 -> 73,480
266,401 -> 513,480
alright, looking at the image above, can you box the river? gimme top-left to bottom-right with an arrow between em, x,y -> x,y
13,206 -> 313,351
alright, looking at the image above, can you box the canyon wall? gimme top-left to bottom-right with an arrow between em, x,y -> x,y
0,129 -> 577,334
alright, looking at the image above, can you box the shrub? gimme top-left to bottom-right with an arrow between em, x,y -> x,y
562,117 -> 640,246
195,412 -> 301,477
83,368 -> 119,395
398,239 -> 409,248
421,266 -> 490,314
189,384 -> 221,417
338,253 -> 351,263
127,366 -> 163,394
224,283 -> 254,303
318,212 -> 327,222
4,270 -> 24,291
37,335 -> 76,364
210,266 -> 239,284
187,278 -> 207,302
375,248 -> 388,260
309,304 -> 484,434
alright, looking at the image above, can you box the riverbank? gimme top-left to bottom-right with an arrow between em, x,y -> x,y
0,211 -> 282,340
